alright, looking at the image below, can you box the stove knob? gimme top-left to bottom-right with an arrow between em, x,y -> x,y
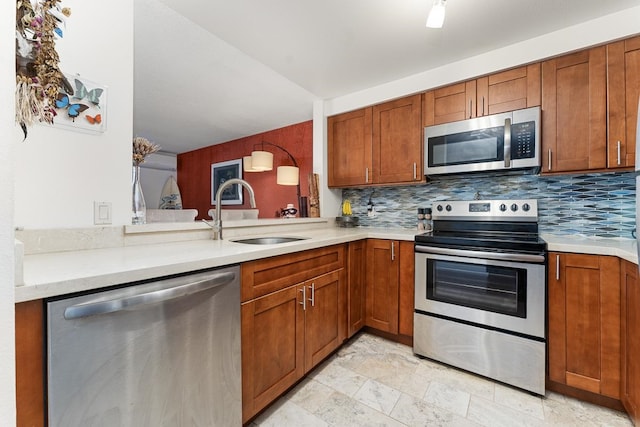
445,204 -> 452,212
510,203 -> 518,212
522,203 -> 530,212
499,203 -> 507,212
436,204 -> 443,212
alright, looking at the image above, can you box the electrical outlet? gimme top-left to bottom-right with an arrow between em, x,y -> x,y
94,201 -> 112,225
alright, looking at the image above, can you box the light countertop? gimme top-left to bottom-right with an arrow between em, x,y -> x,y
15,227 -> 638,303
16,227 -> 416,303
542,234 -> 637,264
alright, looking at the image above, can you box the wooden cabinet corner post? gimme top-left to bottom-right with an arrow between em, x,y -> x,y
621,259 -> 640,425
15,300 -> 45,427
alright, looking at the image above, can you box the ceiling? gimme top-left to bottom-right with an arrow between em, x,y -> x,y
133,0 -> 640,154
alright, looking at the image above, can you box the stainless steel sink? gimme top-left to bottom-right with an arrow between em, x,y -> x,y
230,236 -> 308,245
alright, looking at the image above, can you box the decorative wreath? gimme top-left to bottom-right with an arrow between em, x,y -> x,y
15,0 -> 71,139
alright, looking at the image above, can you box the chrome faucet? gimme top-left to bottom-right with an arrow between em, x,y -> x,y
203,178 -> 257,240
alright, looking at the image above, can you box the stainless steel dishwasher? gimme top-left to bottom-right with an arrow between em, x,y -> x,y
46,265 -> 241,426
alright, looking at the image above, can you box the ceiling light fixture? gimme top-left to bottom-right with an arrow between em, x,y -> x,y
426,0 -> 446,28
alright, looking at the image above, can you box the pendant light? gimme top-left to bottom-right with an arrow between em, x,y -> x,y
426,0 -> 446,28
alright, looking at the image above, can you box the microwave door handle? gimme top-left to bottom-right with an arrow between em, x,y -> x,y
504,118 -> 511,168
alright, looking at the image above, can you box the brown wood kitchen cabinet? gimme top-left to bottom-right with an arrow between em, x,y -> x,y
365,239 -> 414,341
347,240 -> 366,337
423,64 -> 541,126
240,245 -> 346,423
621,259 -> 640,425
548,252 -> 621,399
542,36 -> 640,173
15,300 -> 45,427
328,94 -> 423,187
607,35 -> 640,170
327,108 -> 372,187
541,47 -> 608,173
365,239 -> 399,333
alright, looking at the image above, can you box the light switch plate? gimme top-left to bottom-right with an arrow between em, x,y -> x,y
94,201 -> 112,225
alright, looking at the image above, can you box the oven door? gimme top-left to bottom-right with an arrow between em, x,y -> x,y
415,246 -> 546,339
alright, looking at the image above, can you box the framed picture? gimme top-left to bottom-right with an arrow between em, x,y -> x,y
211,159 -> 243,205
52,73 -> 107,133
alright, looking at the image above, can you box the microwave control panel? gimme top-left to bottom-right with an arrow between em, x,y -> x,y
511,121 -> 536,159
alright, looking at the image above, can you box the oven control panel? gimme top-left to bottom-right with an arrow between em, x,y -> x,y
432,199 -> 538,221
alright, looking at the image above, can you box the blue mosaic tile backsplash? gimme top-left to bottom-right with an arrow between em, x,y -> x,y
341,171 -> 636,238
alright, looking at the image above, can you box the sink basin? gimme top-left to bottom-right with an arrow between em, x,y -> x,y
231,236 -> 308,245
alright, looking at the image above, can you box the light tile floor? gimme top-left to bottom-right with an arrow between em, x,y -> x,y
252,332 -> 632,427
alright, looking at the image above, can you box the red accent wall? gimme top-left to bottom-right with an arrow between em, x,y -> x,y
177,121 -> 313,219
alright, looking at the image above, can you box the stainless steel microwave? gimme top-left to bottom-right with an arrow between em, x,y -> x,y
424,106 -> 541,176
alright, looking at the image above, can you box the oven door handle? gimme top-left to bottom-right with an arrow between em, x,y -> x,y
415,245 -> 545,263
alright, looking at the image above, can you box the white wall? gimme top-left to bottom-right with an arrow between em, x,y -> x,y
323,6 -> 640,116
0,0 -> 16,423
14,0 -> 134,229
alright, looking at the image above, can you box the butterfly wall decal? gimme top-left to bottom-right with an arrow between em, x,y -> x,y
73,79 -> 104,107
55,93 -> 89,121
86,114 -> 102,125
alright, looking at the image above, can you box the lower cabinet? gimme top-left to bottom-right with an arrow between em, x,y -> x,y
548,252 -> 621,398
365,239 -> 414,340
621,259 -> 640,425
15,300 -> 45,427
365,239 -> 399,333
347,240 -> 366,337
241,245 -> 347,423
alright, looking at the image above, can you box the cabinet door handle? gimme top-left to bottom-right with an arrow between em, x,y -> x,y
617,140 -> 621,165
555,255 -> 560,281
481,96 -> 485,116
469,99 -> 472,119
308,283 -> 315,307
391,241 -> 395,261
365,167 -> 369,183
413,162 -> 417,180
548,149 -> 552,172
299,286 -> 306,310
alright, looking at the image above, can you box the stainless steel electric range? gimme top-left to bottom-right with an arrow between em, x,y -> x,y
413,199 -> 547,395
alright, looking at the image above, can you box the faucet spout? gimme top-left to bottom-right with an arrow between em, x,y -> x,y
213,178 -> 257,240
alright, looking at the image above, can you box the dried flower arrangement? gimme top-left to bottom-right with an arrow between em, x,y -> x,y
133,137 -> 160,166
15,0 -> 71,139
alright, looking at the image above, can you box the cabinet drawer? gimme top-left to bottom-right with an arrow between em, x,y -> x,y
241,244 -> 345,301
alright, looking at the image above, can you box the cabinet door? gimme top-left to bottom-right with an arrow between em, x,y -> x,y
347,240 -> 367,337
372,94 -> 423,184
304,269 -> 346,371
548,253 -> 620,398
398,241 -> 415,338
365,239 -> 399,334
541,47 -> 607,173
328,108 -> 372,187
423,80 -> 477,126
621,260 -> 640,424
607,36 -> 640,169
16,300 -> 45,427
476,63 -> 541,116
241,284 -> 305,422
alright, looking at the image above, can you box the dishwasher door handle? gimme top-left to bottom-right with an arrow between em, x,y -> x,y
63,271 -> 236,320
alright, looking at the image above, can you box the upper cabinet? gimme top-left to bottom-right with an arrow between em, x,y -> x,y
607,35 -> 640,169
423,64 -> 541,126
327,108 -> 372,187
542,38 -> 639,174
542,47 -> 607,173
328,94 -> 423,188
